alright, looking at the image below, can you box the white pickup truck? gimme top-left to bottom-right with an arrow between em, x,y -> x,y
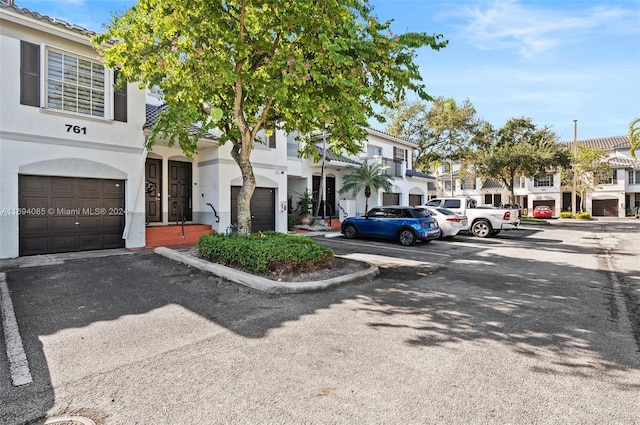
425,197 -> 520,238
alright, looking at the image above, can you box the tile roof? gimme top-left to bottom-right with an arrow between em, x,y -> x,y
315,146 -> 362,165
405,169 -> 436,180
482,178 -> 504,189
560,135 -> 630,150
144,104 -> 218,140
366,128 -> 417,146
608,155 -> 639,169
0,0 -> 95,36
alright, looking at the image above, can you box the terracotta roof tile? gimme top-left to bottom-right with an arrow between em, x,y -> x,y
560,135 -> 630,150
0,1 -> 95,36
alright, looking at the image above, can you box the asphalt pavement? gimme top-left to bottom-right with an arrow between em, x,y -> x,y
1,218 -> 639,424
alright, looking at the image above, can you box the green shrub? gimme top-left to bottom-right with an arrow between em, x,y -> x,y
559,211 -> 573,219
197,231 -> 334,274
287,213 -> 295,231
576,212 -> 591,220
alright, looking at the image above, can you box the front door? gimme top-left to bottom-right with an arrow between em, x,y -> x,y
312,175 -> 337,217
145,158 -> 162,223
168,160 -> 192,222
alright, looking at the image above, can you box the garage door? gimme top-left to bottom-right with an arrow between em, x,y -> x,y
382,193 -> 400,205
19,175 -> 125,256
231,186 -> 275,232
592,199 -> 617,217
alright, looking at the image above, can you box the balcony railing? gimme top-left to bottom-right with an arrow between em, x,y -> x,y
381,157 -> 403,178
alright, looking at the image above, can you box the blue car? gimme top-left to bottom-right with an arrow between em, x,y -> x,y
341,206 -> 440,246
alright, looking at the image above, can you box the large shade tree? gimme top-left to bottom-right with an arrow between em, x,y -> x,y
384,97 -> 480,174
338,161 -> 393,214
560,143 -> 610,213
94,0 -> 447,233
470,117 -> 571,203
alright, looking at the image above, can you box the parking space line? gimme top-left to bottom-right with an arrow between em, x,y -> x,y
327,239 -> 451,257
0,272 -> 33,386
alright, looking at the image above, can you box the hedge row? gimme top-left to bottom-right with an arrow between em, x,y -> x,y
197,231 -> 334,274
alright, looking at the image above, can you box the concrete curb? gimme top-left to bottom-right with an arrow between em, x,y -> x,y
154,247 -> 379,294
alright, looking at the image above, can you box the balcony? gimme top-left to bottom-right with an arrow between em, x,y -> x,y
381,157 -> 403,178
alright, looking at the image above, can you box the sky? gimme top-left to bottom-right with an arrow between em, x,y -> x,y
14,0 -> 640,142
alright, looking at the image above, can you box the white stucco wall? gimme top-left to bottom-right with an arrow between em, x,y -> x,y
0,10 -> 148,257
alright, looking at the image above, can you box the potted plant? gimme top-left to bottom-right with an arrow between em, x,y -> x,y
295,188 -> 316,225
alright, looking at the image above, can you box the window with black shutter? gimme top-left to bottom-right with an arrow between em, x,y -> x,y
20,41 -> 40,107
113,70 -> 127,122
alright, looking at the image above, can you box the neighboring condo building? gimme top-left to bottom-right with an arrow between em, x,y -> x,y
437,136 -> 639,218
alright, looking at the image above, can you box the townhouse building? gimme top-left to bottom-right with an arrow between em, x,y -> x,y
0,1 -> 148,258
437,136 -> 640,218
0,1 -> 435,258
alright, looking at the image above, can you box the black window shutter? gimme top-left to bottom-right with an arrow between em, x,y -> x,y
20,41 -> 40,107
113,70 -> 128,122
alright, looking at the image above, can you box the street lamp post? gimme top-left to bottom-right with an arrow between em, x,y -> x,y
572,120 -> 577,216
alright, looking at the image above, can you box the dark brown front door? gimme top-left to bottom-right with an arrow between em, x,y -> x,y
168,161 -> 192,222
145,158 -> 162,223
312,175 -> 336,217
231,186 -> 275,232
18,175 -> 125,256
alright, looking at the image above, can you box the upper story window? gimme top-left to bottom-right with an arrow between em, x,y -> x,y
629,170 -> 640,184
46,49 -> 105,117
462,178 -> 476,190
393,147 -> 407,165
534,174 -> 553,187
20,41 -> 126,122
595,170 -> 616,185
367,145 -> 382,158
256,126 -> 276,148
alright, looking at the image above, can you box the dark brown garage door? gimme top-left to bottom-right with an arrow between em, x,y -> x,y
19,175 -> 125,256
382,193 -> 400,205
592,199 -> 618,217
408,194 -> 422,206
231,186 -> 275,232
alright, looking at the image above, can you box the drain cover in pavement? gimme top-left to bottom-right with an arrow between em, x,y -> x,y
45,417 -> 96,425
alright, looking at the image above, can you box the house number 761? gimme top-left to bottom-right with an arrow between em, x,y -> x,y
65,124 -> 87,134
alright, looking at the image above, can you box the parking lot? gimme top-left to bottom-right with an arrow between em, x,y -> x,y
1,219 -> 639,424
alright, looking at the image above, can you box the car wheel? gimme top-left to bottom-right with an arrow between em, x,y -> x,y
437,228 -> 444,239
398,228 -> 417,246
471,219 -> 492,238
343,224 -> 358,239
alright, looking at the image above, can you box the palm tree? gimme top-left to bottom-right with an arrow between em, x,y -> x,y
630,117 -> 640,159
338,160 -> 394,214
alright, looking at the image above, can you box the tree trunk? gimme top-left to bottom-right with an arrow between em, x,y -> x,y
230,135 -> 256,234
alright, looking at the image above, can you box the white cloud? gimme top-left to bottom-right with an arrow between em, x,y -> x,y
458,0 -> 635,59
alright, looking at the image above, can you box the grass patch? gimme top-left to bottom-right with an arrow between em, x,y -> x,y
197,231 -> 334,274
